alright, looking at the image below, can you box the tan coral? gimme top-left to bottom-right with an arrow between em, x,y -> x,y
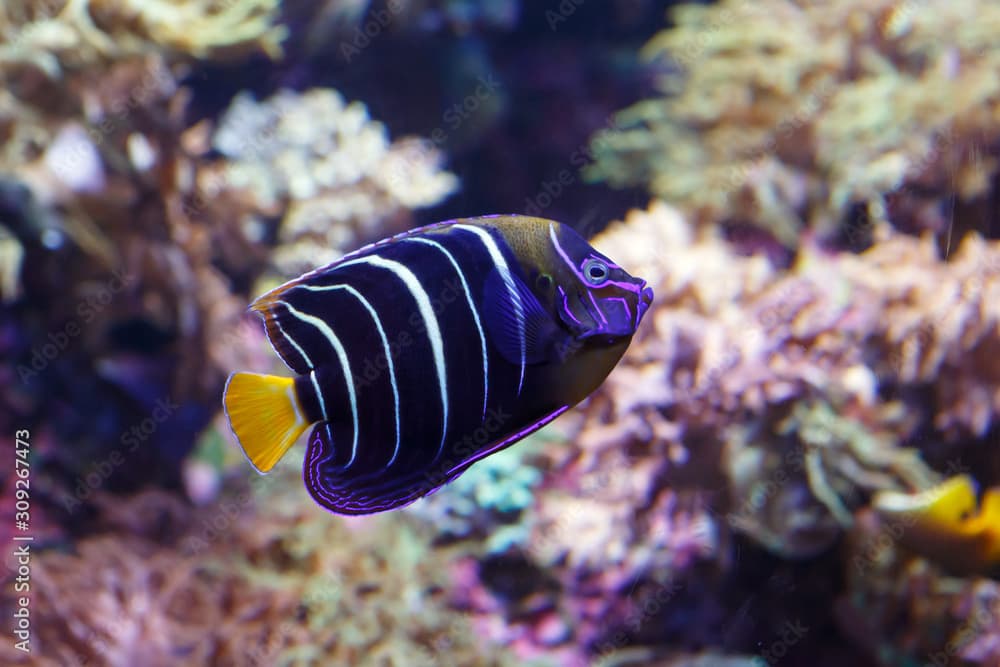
586,0 -> 1000,244
205,88 -> 459,277
0,0 -> 285,78
0,228 -> 24,302
0,47 -> 455,475
0,56 -> 279,479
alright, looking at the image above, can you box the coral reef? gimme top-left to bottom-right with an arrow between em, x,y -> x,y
0,0 -> 290,470
205,87 -> 458,276
0,0 -> 285,77
436,421 -> 719,664
403,432 -> 545,553
4,3 -> 996,665
724,399 -> 932,557
586,0 -> 1000,245
400,419 -> 718,663
838,228 -> 1000,437
0,467 -> 534,667
0,54 -> 268,498
837,508 -> 1000,665
568,201 -> 999,557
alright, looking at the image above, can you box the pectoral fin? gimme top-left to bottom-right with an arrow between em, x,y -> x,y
482,268 -> 562,365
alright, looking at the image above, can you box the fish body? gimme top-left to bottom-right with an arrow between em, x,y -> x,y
873,475 -> 1000,577
223,215 -> 653,515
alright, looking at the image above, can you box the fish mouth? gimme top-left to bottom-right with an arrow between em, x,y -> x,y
636,284 -> 654,324
574,281 -> 653,343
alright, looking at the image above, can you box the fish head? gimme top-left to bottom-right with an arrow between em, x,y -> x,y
542,222 -> 653,344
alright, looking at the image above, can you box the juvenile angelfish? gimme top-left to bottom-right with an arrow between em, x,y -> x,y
223,215 -> 653,515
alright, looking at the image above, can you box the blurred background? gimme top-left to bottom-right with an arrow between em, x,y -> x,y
1,0 -> 999,665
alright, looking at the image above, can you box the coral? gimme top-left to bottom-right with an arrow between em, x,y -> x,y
586,0 -> 1000,245
725,399 -> 933,557
837,508 -> 1000,666
567,201 -> 1000,557
521,430 -> 719,592
448,452 -> 719,664
0,0 -> 285,77
438,199 -> 1000,660
837,229 -> 1000,437
403,432 -> 545,553
1,32 -> 454,493
0,51 -> 258,491
403,424 -> 719,663
0,470 -> 534,667
402,412 -> 718,663
205,88 -> 459,276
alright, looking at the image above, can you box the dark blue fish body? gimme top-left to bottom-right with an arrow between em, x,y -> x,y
223,215 -> 652,515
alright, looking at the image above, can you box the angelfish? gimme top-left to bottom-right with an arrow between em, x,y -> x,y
223,215 -> 653,515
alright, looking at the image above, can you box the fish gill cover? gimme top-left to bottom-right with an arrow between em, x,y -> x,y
0,1 -> 999,666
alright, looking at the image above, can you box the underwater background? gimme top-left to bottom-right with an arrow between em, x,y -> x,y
1,0 -> 999,665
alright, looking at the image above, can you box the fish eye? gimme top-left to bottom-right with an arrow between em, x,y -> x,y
582,259 -> 609,285
536,273 -> 553,290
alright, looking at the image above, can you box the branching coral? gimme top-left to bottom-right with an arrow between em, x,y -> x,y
205,88 -> 459,276
725,399 -> 933,557
1,50 -> 270,422
586,0 -> 1000,245
0,53 -> 254,493
837,230 -> 1000,437
0,0 -> 285,77
564,201 -> 1000,558
439,199 -> 1000,659
220,464 -> 528,667
0,475 -> 531,666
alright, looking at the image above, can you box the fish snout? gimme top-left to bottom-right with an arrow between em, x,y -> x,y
636,284 -> 654,324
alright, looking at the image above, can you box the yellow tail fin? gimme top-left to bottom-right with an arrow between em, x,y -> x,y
223,372 -> 310,473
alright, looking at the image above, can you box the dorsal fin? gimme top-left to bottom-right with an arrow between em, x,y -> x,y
250,280 -> 314,374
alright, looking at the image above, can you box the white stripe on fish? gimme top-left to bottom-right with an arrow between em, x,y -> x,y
279,301 -> 359,468
453,223 -> 526,395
